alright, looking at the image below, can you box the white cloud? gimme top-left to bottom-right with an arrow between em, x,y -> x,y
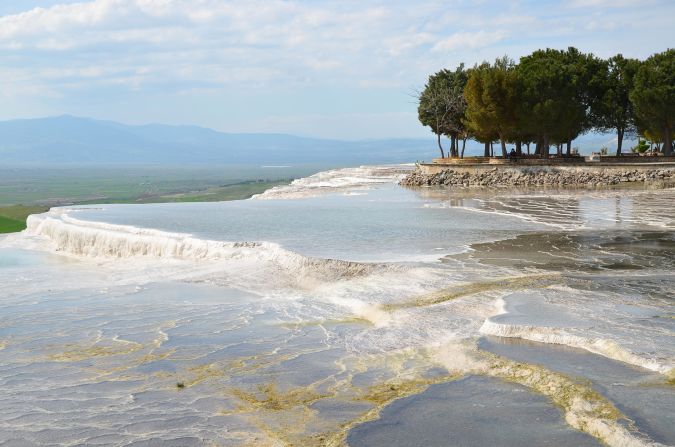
385,32 -> 435,56
0,0 -> 434,95
569,0 -> 651,7
432,30 -> 508,52
0,0 -> 673,137
585,19 -> 620,31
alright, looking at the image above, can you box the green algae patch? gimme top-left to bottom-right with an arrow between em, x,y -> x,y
225,351 -> 303,376
232,383 -> 330,412
135,349 -> 174,366
666,369 -> 675,386
177,362 -> 230,388
45,323 -> 175,375
221,342 -> 650,447
383,273 -> 560,311
279,317 -> 373,329
47,340 -> 143,362
174,351 -> 308,391
485,355 -> 621,422
219,348 -> 464,447
227,373 -> 463,447
357,377 -> 443,405
226,382 -> 334,446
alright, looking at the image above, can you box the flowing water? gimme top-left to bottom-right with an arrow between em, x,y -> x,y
0,165 -> 673,447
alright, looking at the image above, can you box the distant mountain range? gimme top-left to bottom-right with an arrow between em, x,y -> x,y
0,115 -> 626,165
0,115 -> 439,165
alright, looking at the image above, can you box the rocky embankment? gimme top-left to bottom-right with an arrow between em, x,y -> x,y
401,167 -> 675,188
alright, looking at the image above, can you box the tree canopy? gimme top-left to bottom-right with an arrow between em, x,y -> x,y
417,47 -> 674,158
629,49 -> 675,156
516,47 -> 597,156
417,65 -> 467,158
464,57 -> 519,157
592,54 -> 640,155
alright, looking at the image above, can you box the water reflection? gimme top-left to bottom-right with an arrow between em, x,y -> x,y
412,185 -> 674,231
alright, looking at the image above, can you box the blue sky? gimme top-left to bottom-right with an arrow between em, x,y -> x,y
0,0 -> 672,139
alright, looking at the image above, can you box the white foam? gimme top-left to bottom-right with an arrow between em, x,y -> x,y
24,210 -> 397,288
480,305 -> 673,375
333,298 -> 392,328
252,165 -> 412,200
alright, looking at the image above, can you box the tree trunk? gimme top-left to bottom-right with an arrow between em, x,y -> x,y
461,138 -> 467,158
484,142 -> 490,157
450,135 -> 457,158
515,141 -> 522,155
491,142 -> 494,157
500,137 -> 507,158
543,136 -> 550,158
437,133 -> 445,158
556,143 -> 562,156
566,139 -> 571,156
616,128 -> 624,156
526,143 -> 530,155
664,126 -> 673,156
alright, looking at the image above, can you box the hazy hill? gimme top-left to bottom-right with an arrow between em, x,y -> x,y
0,115 -> 438,165
0,115 -> 625,165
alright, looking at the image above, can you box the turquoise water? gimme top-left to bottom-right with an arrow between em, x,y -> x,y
74,184 -> 537,261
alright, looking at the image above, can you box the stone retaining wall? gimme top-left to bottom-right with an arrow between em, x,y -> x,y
597,155 -> 675,163
401,165 -> 675,188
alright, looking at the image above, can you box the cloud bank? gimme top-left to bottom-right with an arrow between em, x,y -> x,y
0,0 -> 672,138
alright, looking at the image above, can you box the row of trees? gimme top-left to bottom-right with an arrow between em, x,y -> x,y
418,48 -> 674,158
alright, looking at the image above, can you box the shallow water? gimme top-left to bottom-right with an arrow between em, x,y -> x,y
0,165 -> 673,446
479,337 -> 675,444
347,375 -> 601,447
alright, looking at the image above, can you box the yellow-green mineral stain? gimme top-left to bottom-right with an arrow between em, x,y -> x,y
383,273 -> 560,311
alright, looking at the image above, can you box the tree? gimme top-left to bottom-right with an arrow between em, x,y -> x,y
464,56 -> 519,158
418,74 -> 451,157
417,65 -> 468,158
517,48 -> 592,157
561,47 -> 605,156
592,54 -> 640,156
631,139 -> 650,154
444,65 -> 469,158
630,49 -> 675,156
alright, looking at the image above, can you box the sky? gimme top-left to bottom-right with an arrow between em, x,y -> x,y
0,0 -> 673,139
